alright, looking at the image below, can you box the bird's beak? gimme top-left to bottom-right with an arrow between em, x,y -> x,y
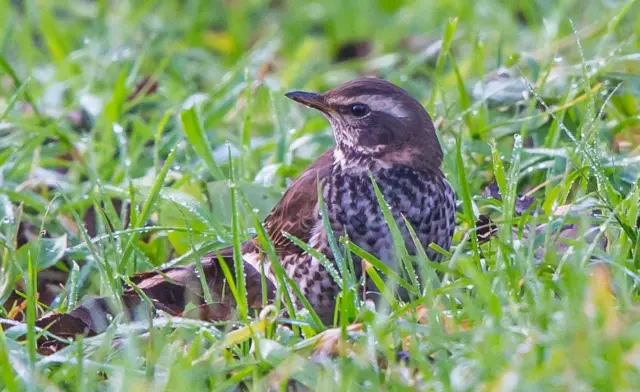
285,91 -> 331,113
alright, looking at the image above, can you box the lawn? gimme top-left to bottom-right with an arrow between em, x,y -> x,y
1,0 -> 640,390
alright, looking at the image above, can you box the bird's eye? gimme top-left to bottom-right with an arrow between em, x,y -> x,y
350,103 -> 369,117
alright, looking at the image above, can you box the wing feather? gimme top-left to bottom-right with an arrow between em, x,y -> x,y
261,148 -> 334,254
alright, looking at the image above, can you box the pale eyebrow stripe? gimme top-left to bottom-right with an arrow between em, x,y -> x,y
329,94 -> 409,118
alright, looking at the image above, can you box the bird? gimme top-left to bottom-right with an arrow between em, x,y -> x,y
132,78 -> 456,325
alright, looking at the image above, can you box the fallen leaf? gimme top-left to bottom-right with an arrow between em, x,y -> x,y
310,323 -> 364,361
613,126 -> 640,154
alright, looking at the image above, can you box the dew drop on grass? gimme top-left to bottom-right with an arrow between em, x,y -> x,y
513,133 -> 522,149
113,123 -> 124,134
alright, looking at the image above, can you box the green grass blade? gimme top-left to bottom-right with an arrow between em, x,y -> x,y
369,174 -> 421,294
118,145 -> 178,272
228,148 -> 248,320
174,201 -> 214,305
316,180 -> 348,284
362,262 -> 396,309
0,324 -> 19,391
427,17 -> 458,114
0,54 -> 41,118
241,197 -> 311,330
0,77 -> 30,121
403,216 -> 441,295
284,233 -> 343,289
180,107 -> 225,180
26,250 -> 37,378
344,240 -> 419,296
455,135 -> 480,264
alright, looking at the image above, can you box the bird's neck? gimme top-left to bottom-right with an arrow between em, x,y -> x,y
333,145 -> 443,176
333,147 -> 387,174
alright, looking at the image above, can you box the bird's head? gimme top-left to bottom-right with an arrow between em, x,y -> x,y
286,78 -> 442,172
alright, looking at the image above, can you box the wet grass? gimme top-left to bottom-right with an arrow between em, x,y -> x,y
1,0 -> 640,390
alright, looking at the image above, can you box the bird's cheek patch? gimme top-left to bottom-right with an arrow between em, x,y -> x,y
375,126 -> 394,144
359,124 -> 394,147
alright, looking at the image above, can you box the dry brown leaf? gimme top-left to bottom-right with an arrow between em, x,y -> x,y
613,127 -> 640,154
311,323 -> 364,361
7,292 -> 36,320
401,304 -> 470,352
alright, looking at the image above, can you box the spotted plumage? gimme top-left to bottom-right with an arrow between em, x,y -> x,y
268,149 -> 456,320
133,78 -> 456,325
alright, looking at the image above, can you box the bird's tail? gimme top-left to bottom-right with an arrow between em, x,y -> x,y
130,245 -> 276,313
30,245 -> 276,352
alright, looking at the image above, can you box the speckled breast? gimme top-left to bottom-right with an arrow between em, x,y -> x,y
326,164 -> 456,270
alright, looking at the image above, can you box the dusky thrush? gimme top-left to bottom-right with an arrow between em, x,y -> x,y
134,78 -> 456,324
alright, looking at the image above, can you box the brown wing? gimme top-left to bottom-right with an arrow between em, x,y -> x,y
123,148 -> 333,315
260,147 -> 334,254
131,239 -> 275,311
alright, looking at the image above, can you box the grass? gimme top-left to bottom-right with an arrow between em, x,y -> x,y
1,0 -> 640,390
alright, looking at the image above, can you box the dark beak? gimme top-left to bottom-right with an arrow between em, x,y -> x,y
285,91 -> 330,113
